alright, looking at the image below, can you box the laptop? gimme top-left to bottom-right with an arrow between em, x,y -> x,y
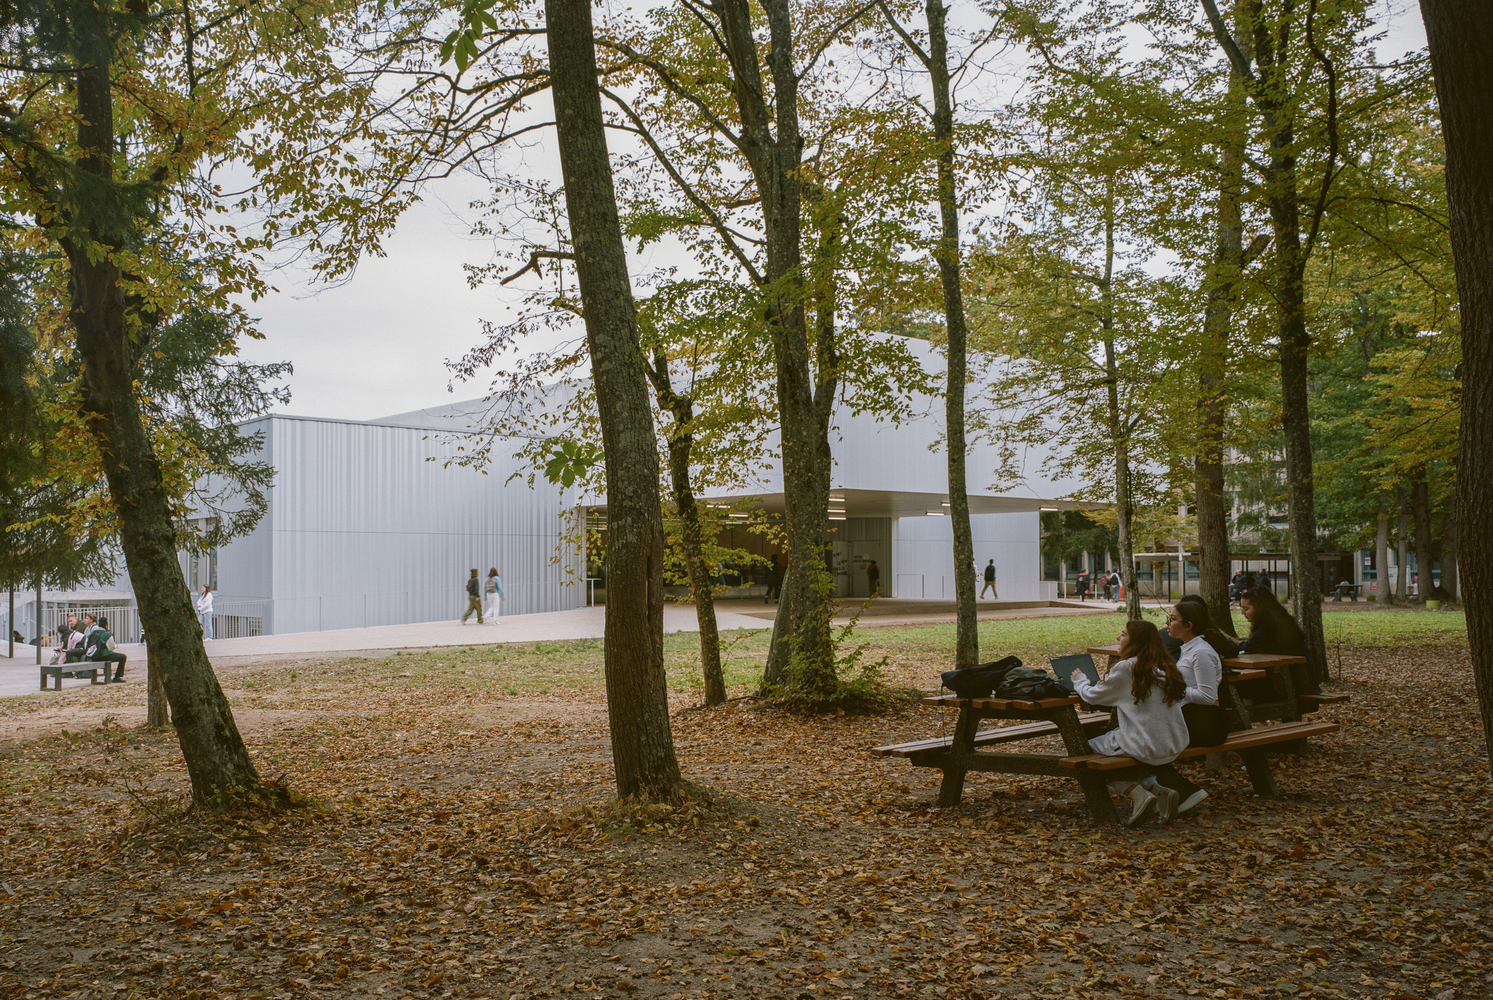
1050,654 -> 1101,692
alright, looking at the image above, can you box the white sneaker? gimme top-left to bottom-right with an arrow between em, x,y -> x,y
1178,789 -> 1208,814
1126,786 -> 1158,827
1153,785 -> 1180,824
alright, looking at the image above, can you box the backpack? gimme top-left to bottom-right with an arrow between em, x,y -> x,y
992,666 -> 1071,700
940,655 -> 1022,698
87,630 -> 114,661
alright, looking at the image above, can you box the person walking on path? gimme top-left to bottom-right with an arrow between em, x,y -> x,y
1076,568 -> 1091,601
461,568 -> 485,624
980,559 -> 998,599
764,554 -> 783,604
866,560 -> 881,597
484,568 -> 505,621
196,583 -> 215,640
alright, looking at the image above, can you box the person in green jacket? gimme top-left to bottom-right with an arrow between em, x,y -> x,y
86,615 -> 127,682
461,568 -> 485,624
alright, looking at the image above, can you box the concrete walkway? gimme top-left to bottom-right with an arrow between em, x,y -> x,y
0,604 -> 769,699
1,597 -> 1116,700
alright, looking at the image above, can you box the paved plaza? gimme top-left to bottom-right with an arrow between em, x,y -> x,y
1,598 -> 1115,700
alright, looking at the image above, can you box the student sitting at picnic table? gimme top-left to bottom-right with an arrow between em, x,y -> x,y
1069,620 -> 1189,827
1147,600 -> 1231,815
1237,586 -> 1318,693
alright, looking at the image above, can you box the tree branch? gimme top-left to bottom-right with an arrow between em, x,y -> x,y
500,250 -> 575,285
1199,0 -> 1257,86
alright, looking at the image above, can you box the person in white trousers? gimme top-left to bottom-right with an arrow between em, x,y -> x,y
196,583 -> 215,640
1069,619 -> 1190,826
484,568 -> 506,621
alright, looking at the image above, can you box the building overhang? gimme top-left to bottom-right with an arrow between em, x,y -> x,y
587,488 -> 1086,519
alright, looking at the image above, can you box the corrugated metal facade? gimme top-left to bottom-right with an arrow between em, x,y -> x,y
214,415 -> 582,635
892,512 -> 1042,601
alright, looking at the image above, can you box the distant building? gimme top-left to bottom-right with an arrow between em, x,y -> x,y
18,342 -> 1082,639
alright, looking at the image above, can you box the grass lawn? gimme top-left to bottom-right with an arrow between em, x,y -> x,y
0,607 -> 1485,1000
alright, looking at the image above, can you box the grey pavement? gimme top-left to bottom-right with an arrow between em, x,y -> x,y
1,597 -> 1114,700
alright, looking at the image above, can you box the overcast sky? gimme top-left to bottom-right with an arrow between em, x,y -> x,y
236,1 -> 1430,424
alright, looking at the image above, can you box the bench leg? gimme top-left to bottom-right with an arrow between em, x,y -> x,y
935,708 -> 979,807
936,766 -> 968,808
1078,773 -> 1120,825
1239,749 -> 1279,797
1052,709 -> 1120,825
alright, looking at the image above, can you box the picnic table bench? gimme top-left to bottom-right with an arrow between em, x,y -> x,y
1061,719 -> 1340,797
874,653 -> 1347,825
872,711 -> 1114,758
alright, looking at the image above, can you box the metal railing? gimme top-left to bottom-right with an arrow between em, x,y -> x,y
37,604 -> 141,645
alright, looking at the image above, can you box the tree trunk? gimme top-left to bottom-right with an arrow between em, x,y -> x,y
925,0 -> 977,668
1375,504 -> 1391,606
1411,470 -> 1432,603
1395,485 -> 1409,602
1203,0 -> 1327,687
1441,488 -> 1458,600
1421,0 -> 1493,760
548,0 -> 681,799
66,15 -> 258,806
647,350 -> 727,706
146,642 -> 170,727
1093,190 -> 1141,621
762,564 -> 794,687
1195,124 -> 1245,634
718,0 -> 837,698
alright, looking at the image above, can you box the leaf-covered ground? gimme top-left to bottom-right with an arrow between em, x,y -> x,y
1,608 -> 1487,1000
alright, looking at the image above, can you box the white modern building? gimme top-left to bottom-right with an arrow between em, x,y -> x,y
12,339 -> 1082,640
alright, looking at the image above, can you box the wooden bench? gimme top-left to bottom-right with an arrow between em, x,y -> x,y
41,661 -> 107,691
1299,692 -> 1350,708
1060,720 -> 1340,797
872,712 -> 1113,758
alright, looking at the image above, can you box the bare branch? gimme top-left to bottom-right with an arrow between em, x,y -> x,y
500,250 -> 575,286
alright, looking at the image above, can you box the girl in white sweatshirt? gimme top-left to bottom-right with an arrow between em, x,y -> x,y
1070,620 -> 1190,826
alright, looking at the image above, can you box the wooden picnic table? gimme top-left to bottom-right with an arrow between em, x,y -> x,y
913,693 -> 1122,824
1087,644 -> 1310,724
881,688 -> 1342,825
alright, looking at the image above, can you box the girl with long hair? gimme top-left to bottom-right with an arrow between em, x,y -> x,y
1239,585 -> 1317,693
1069,620 -> 1189,826
1147,599 -> 1231,814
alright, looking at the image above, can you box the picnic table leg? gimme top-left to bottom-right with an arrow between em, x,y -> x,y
1220,679 -> 1252,733
935,707 -> 977,807
1271,664 -> 1302,723
1239,749 -> 1279,797
1052,709 -> 1120,825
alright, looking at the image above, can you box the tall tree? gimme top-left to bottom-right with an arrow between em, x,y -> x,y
546,0 -> 683,798
1195,10 -> 1267,636
876,0 -> 981,668
3,0 -> 261,802
1198,0 -> 1364,686
1419,0 -> 1493,757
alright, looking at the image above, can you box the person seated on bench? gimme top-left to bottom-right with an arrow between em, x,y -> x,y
1068,620 -> 1189,827
1238,587 -> 1319,694
50,615 -> 84,665
85,616 -> 127,682
1151,599 -> 1230,815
